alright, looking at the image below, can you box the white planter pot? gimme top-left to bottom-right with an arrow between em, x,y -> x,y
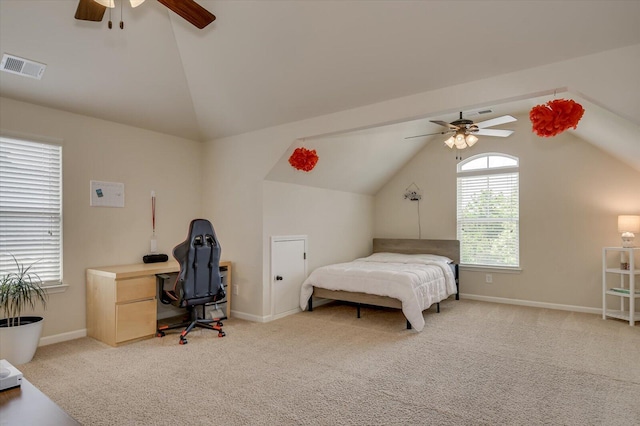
0,316 -> 44,365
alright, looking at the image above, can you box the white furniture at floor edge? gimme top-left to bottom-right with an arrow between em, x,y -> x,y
602,247 -> 639,326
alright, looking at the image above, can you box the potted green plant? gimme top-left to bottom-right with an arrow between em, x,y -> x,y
0,255 -> 48,365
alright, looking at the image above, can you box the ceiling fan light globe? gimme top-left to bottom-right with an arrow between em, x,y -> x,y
444,136 -> 455,148
465,134 -> 478,146
454,139 -> 467,149
94,0 -> 115,8
130,0 -> 146,7
455,133 -> 465,143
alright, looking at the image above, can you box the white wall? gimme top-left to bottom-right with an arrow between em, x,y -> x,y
375,113 -> 640,310
0,97 -> 203,340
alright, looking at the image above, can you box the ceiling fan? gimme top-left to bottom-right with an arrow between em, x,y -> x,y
74,0 -> 216,30
406,112 -> 516,149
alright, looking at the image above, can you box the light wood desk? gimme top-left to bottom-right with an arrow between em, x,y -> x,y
0,378 -> 80,425
86,260 -> 231,346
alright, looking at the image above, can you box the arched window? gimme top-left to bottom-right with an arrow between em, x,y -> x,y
457,153 -> 519,268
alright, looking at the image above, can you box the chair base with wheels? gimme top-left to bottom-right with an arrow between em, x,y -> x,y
156,304 -> 225,344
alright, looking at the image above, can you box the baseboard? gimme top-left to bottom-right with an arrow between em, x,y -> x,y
230,310 -> 270,323
459,293 -> 601,315
231,302 -> 329,323
36,307 -> 308,345
39,329 -> 87,347
34,297 -> 598,347
270,307 -> 302,322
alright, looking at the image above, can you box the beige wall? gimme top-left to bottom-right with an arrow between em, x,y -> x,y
201,125 -> 374,320
263,182 -> 373,269
263,181 -> 373,316
0,97 -> 203,340
201,45 -> 640,320
375,113 -> 640,309
2,45 -> 639,340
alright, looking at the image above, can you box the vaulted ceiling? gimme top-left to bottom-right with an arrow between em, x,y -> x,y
1,1 -> 639,182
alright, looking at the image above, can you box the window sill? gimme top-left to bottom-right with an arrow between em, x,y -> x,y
42,283 -> 69,295
460,265 -> 522,274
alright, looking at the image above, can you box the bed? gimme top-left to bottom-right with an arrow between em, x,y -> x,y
300,238 -> 459,331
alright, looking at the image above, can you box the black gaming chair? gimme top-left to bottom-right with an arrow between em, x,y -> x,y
156,219 -> 226,344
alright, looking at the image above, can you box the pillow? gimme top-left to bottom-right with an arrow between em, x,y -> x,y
357,252 -> 410,263
404,254 -> 454,264
357,252 -> 453,264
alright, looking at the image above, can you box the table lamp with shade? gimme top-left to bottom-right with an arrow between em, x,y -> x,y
618,215 -> 640,248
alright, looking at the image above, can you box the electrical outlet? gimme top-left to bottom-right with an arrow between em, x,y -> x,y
233,285 -> 239,296
485,274 -> 493,283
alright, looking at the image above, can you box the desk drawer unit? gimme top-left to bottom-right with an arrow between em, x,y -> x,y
86,270 -> 159,346
116,298 -> 156,343
116,276 -> 155,303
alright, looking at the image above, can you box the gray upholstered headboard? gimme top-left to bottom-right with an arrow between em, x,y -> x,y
372,238 -> 460,264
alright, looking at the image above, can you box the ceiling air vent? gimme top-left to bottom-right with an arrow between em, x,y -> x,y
462,108 -> 493,118
1,54 -> 46,80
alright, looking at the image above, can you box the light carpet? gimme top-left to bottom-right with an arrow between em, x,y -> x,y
18,300 -> 640,425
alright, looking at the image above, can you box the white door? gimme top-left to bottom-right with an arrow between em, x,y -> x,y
271,236 -> 307,319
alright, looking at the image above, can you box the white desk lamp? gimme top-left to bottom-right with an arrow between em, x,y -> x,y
618,215 -> 640,248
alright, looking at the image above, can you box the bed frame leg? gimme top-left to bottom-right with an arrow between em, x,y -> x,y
455,264 -> 460,300
406,320 -> 411,330
356,303 -> 361,318
308,297 -> 313,312
437,302 -> 440,313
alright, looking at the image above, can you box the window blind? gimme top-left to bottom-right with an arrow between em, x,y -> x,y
457,172 -> 519,267
0,137 -> 62,284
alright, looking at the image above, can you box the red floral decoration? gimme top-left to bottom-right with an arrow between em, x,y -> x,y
288,147 -> 319,172
529,98 -> 585,137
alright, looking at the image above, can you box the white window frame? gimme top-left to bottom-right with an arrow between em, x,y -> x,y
457,152 -> 519,269
0,135 -> 63,287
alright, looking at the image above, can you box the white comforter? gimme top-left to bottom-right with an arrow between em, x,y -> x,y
299,253 -> 457,331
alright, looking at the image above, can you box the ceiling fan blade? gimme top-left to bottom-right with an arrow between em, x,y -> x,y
430,120 -> 459,130
475,129 -> 514,137
158,0 -> 216,29
404,131 -> 451,140
475,115 -> 517,129
74,0 -> 106,21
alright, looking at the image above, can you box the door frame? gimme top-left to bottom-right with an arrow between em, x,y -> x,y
270,235 -> 308,320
